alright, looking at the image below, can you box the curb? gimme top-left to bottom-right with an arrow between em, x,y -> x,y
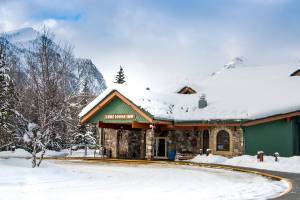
49,157 -> 293,199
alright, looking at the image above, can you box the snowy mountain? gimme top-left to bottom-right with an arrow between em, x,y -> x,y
3,27 -> 39,43
1,27 -> 106,95
211,57 -> 244,76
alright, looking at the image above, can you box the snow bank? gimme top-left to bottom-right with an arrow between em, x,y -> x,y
36,149 -> 69,158
68,149 -> 99,157
189,154 -> 228,164
0,149 -> 31,158
190,154 -> 300,173
0,149 -> 102,159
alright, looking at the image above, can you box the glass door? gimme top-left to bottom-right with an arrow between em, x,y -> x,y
154,137 -> 167,159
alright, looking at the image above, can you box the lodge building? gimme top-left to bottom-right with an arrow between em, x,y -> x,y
79,66 -> 300,159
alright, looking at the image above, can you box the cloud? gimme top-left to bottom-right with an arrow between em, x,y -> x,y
0,0 -> 300,88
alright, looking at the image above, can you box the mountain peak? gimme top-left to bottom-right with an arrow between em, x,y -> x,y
211,57 -> 245,76
224,57 -> 244,69
3,27 -> 39,43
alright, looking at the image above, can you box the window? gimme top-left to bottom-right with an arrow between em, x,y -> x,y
216,130 -> 230,151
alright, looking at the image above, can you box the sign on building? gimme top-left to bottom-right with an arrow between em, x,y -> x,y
104,114 -> 136,120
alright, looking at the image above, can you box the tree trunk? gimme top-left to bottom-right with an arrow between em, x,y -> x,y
32,143 -> 37,168
37,148 -> 45,167
84,144 -> 87,157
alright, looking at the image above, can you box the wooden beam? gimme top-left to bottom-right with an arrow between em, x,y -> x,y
132,121 -> 150,129
174,123 -> 241,127
153,120 -> 173,125
98,122 -> 132,130
243,111 -> 300,127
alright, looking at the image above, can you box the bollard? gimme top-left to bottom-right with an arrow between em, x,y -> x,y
199,149 -> 203,155
11,145 -> 16,152
206,149 -> 212,156
257,151 -> 264,162
273,152 -> 280,162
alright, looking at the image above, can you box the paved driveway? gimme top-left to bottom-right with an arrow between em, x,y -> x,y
226,166 -> 300,200
259,170 -> 300,200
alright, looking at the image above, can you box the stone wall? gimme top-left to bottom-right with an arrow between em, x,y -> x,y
168,130 -> 201,153
103,126 -> 244,159
210,126 -> 243,156
103,128 -> 144,159
166,127 -> 243,157
128,130 -> 143,159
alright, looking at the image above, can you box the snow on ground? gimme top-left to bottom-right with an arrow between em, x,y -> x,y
0,149 -> 99,158
0,149 -> 31,158
0,158 -> 288,200
190,154 -> 300,174
1,149 -> 300,174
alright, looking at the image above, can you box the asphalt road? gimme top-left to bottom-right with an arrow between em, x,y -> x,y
227,166 -> 300,200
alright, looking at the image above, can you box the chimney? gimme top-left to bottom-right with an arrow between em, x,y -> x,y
198,94 -> 207,109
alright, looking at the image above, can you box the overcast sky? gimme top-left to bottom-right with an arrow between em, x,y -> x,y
1,0 -> 300,87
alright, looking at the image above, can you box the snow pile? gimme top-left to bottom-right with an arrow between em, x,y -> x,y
0,149 -> 103,158
80,65 -> 300,121
68,149 -> 99,157
0,158 -> 288,200
0,149 -> 31,158
190,154 -> 300,173
188,154 -> 228,164
36,149 -> 69,158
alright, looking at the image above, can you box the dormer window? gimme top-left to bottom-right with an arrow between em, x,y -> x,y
291,69 -> 300,76
177,86 -> 197,94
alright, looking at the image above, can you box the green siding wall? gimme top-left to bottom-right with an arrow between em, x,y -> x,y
85,97 -> 148,124
293,117 -> 300,155
244,119 -> 297,157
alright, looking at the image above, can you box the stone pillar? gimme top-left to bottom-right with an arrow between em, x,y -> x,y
145,128 -> 155,160
98,127 -> 104,146
140,130 -> 146,159
233,127 -> 244,155
104,129 -> 118,158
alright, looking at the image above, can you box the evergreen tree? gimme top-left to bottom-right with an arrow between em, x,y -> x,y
114,66 -> 126,84
0,40 -> 9,132
74,125 -> 96,156
0,38 -> 27,147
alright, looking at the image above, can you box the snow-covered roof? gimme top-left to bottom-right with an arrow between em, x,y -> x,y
80,65 -> 300,122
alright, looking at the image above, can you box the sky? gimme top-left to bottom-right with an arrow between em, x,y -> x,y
0,0 -> 300,87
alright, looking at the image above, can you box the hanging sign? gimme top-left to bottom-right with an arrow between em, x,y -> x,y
105,114 -> 136,120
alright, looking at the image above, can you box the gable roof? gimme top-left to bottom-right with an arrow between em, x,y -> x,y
291,69 -> 300,76
80,90 -> 153,124
177,86 -> 197,94
80,65 -> 300,124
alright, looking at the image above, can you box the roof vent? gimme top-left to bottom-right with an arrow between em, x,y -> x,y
198,94 -> 207,109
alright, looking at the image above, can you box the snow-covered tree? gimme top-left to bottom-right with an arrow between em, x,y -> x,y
23,123 -> 45,168
114,66 -> 126,84
74,125 -> 96,156
24,29 -> 69,153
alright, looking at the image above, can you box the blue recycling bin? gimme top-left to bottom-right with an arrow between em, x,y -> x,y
168,150 -> 176,161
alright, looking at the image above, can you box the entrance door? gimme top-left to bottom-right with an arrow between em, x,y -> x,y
203,130 -> 210,153
297,122 -> 300,155
154,137 -> 167,159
